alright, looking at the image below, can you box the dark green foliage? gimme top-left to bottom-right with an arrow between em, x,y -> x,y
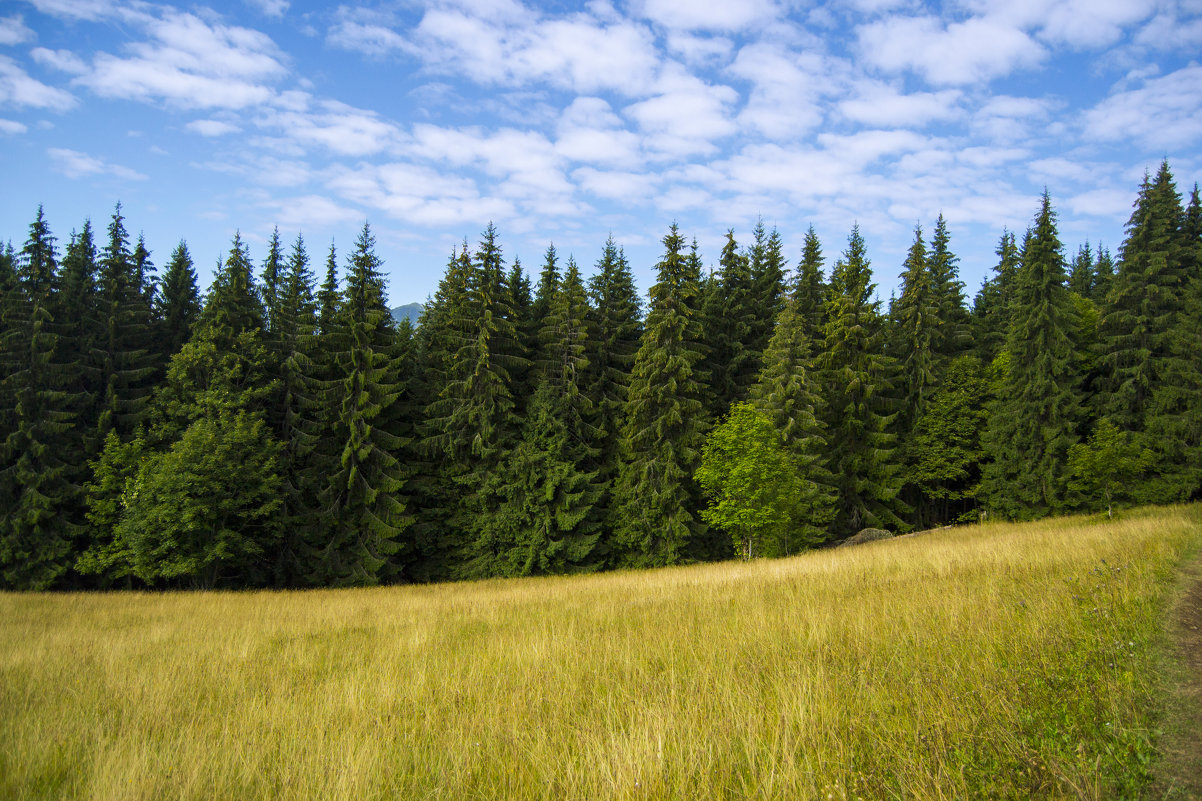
312,223 -> 411,586
980,193 -> 1082,519
906,356 -> 990,526
819,225 -> 905,537
747,220 -> 787,359
1069,242 -> 1095,297
613,223 -> 709,566
586,237 -> 642,549
261,227 -> 285,336
0,208 -> 82,589
972,230 -> 1020,365
116,412 -> 283,588
95,204 -> 157,441
701,230 -> 756,417
493,261 -> 602,575
1100,162 -> 1187,434
928,215 -> 970,367
791,225 -> 827,342
749,299 -> 835,544
157,242 -> 200,359
891,224 -> 938,432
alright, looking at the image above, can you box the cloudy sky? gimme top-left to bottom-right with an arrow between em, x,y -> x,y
1,0 -> 1200,305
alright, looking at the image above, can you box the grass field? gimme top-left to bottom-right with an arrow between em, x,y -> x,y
2,507 -> 1200,800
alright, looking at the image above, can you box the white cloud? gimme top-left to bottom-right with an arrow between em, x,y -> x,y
0,15 -> 34,45
409,8 -> 660,96
246,0 -> 288,18
572,166 -> 657,200
970,94 -> 1054,142
635,0 -> 780,31
625,64 -> 738,156
729,44 -> 832,139
31,47 -> 88,74
1135,11 -> 1202,50
1083,64 -> 1202,149
264,194 -> 361,229
185,118 -> 241,136
76,10 -> 287,110
256,99 -> 403,156
0,118 -> 27,134
327,20 -> 409,57
1068,187 -> 1134,218
326,163 -> 515,227
857,15 -> 1046,84
665,32 -> 733,65
0,56 -> 75,110
555,97 -> 641,166
47,147 -> 147,180
26,0 -> 114,21
839,82 -> 963,127
959,0 -> 1154,47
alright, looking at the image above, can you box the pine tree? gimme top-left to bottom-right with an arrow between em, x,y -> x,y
791,225 -> 827,343
261,226 -> 285,336
1143,180 -> 1202,500
979,193 -> 1082,519
818,225 -> 905,537
1069,242 -> 1095,297
928,214 -> 969,365
971,230 -> 1020,365
891,224 -> 938,432
1092,245 -> 1115,304
495,259 -> 602,575
94,203 -> 157,442
157,242 -> 200,359
701,230 -> 756,417
0,208 -> 82,589
1100,162 -> 1188,442
613,223 -> 709,566
750,299 -> 835,544
747,219 -> 787,359
585,236 -> 642,554
312,223 -> 411,586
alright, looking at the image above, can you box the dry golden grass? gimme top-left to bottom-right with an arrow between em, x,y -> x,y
2,506 -> 1199,800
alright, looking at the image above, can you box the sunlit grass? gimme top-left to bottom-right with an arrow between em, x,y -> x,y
2,506 -> 1199,800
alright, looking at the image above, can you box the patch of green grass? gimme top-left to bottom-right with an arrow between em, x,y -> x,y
1,506 -> 1199,800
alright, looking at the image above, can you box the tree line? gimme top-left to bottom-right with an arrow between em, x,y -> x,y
1,161 -> 1199,589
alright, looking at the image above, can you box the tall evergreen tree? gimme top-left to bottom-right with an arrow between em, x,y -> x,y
157,242 -> 200,359
747,219 -> 787,358
971,229 -> 1020,365
1069,242 -> 1095,298
979,193 -> 1082,519
890,224 -> 938,433
701,230 -> 756,417
312,223 -> 411,586
586,236 -> 642,553
750,299 -> 835,544
613,224 -> 709,566
261,226 -> 285,336
928,214 -> 969,365
791,225 -> 827,344
818,225 -> 905,536
0,208 -> 82,589
1100,162 -> 1188,438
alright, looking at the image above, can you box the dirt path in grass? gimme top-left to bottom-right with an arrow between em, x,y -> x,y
1154,554 -> 1202,799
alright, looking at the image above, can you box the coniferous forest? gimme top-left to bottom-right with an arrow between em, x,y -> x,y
1,162 -> 1200,590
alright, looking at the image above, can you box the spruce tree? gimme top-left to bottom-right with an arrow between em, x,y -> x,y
0,208 -> 82,589
818,225 -> 905,536
791,225 -> 827,343
928,214 -> 969,365
613,223 -> 709,566
701,230 -> 756,417
1100,162 -> 1188,440
750,298 -> 835,544
313,223 -> 411,586
1069,242 -> 1095,298
94,204 -> 157,441
157,242 -> 200,359
891,224 -> 938,432
747,219 -> 787,359
979,193 -> 1082,519
585,236 -> 642,553
971,230 -> 1020,365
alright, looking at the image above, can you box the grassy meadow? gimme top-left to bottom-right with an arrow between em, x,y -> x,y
2,507 -> 1200,800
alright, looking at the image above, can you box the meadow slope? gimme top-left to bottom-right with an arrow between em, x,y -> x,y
2,507 -> 1200,800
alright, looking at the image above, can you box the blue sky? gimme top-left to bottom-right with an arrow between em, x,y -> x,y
1,0 -> 1200,306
